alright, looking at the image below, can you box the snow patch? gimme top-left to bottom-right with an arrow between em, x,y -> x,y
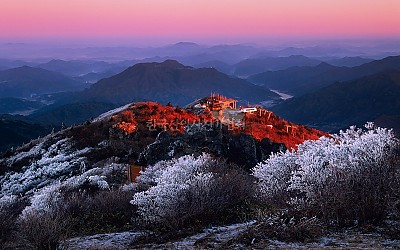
94,103 -> 133,121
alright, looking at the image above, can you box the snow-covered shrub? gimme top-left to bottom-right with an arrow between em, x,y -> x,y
61,187 -> 136,235
253,124 -> 399,225
16,163 -> 132,242
135,160 -> 171,186
20,185 -> 62,219
0,195 -> 26,248
20,165 -> 115,219
0,138 -> 92,197
252,150 -> 297,202
132,154 -> 216,225
18,209 -> 68,250
132,154 -> 252,228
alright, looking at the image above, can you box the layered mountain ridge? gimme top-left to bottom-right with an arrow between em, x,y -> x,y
0,66 -> 81,98
271,70 -> 400,132
83,60 -> 280,106
249,55 -> 400,95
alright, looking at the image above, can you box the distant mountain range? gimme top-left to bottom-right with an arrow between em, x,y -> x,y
38,59 -> 125,78
231,55 -> 321,77
83,60 -> 280,106
191,56 -> 374,77
0,66 -> 81,98
7,41 -> 384,79
326,56 -> 373,67
271,70 -> 400,132
249,56 -> 400,95
0,59 -> 282,153
1,54 -> 400,154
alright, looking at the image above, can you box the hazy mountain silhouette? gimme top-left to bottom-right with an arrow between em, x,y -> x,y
326,56 -> 374,67
232,55 -> 321,77
0,66 -> 81,98
271,70 -> 400,132
249,55 -> 400,95
193,60 -> 233,75
0,59 -> 34,71
83,60 -> 280,106
38,59 -> 124,77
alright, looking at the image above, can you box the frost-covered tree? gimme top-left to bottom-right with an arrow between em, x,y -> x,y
131,153 -> 251,227
252,150 -> 297,201
131,154 -> 216,225
253,124 -> 399,225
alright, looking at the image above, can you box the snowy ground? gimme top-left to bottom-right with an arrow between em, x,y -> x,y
61,222 -> 400,249
60,232 -> 144,250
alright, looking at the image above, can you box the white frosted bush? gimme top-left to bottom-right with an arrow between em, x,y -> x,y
0,138 -> 92,197
20,185 -> 61,218
252,151 -> 297,199
19,165 -> 117,219
252,123 -> 399,224
288,124 -> 398,205
0,195 -> 18,210
131,153 -> 217,224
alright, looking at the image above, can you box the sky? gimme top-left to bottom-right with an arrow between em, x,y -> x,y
1,0 -> 399,46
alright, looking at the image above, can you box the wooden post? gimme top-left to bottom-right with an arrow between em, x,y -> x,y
291,126 -> 297,136
127,165 -> 132,183
285,125 -> 291,133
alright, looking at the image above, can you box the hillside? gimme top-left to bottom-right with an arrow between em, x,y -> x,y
0,97 -> 45,115
0,66 -> 81,98
83,60 -> 280,106
326,56 -> 373,67
0,102 -> 118,153
0,115 -> 51,153
271,70 -> 400,132
0,100 -> 324,188
0,101 -> 398,250
29,102 -> 118,127
374,115 -> 400,136
249,55 -> 400,95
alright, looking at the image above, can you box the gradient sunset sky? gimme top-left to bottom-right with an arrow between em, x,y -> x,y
1,0 -> 399,45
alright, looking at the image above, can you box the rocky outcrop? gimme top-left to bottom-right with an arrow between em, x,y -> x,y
137,123 -> 286,170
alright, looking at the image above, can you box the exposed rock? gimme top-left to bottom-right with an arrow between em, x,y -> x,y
258,138 -> 286,161
137,123 -> 286,170
227,133 -> 258,169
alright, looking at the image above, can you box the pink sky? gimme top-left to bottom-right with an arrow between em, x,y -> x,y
1,0 -> 399,44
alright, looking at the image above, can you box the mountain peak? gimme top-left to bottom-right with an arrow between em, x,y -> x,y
159,59 -> 187,68
18,65 -> 33,70
86,60 -> 279,106
171,42 -> 200,47
316,62 -> 334,68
